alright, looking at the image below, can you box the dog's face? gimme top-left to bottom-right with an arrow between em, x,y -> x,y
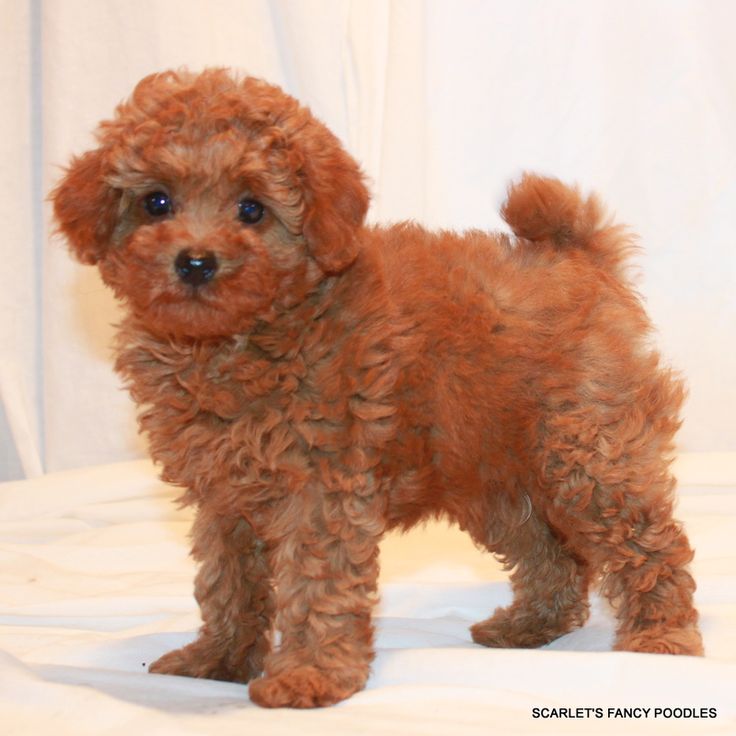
52,70 -> 369,338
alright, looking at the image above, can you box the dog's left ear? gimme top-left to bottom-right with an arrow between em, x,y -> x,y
298,130 -> 370,274
51,148 -> 120,265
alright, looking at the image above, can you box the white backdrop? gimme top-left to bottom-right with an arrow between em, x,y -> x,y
1,0 -> 735,480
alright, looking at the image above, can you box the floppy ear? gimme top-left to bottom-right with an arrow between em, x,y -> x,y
299,130 -> 370,274
51,149 -> 120,265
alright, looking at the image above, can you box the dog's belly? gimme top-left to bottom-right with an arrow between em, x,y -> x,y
379,323 -> 536,534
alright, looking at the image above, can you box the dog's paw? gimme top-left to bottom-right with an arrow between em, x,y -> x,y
249,666 -> 364,708
471,605 -> 583,649
149,642 -> 254,683
149,645 -> 221,679
615,625 -> 704,656
471,617 -> 555,648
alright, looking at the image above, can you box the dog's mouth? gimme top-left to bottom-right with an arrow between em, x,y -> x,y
110,237 -> 292,339
140,289 -> 251,339
126,256 -> 269,339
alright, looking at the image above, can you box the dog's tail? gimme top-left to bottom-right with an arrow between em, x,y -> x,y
501,173 -> 636,278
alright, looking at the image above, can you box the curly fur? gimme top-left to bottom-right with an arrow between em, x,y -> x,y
52,68 -> 703,708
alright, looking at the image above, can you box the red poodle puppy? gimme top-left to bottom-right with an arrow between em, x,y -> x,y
52,69 -> 703,708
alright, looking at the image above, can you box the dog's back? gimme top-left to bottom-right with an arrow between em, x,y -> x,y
367,176 -> 673,535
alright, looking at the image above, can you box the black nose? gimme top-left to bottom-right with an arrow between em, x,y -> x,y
174,250 -> 218,286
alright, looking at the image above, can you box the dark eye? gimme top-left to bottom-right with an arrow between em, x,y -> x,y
143,191 -> 173,217
238,198 -> 264,224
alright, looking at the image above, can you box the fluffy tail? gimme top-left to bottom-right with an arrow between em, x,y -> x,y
501,173 -> 636,277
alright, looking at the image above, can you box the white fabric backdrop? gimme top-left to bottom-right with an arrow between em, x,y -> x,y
1,0 -> 735,480
1,456 -> 735,733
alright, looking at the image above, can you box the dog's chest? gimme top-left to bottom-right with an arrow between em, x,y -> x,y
119,306 -> 403,519
177,345 -> 304,419
119,336 -> 309,499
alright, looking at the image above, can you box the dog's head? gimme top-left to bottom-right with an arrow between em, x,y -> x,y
51,69 -> 369,338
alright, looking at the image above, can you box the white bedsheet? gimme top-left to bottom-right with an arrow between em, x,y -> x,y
1,455 -> 735,734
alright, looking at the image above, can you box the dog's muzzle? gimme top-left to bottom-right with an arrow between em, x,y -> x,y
175,250 -> 218,286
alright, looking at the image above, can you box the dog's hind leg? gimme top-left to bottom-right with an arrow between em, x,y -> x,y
537,385 -> 703,656
149,509 -> 273,683
541,468 -> 703,655
470,505 -> 591,648
542,467 -> 703,655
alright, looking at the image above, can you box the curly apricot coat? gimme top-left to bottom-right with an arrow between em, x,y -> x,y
52,69 -> 702,708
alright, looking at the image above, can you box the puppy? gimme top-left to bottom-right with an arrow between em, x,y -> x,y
52,68 -> 703,708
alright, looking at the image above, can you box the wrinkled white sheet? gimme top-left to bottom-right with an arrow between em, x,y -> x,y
1,455 -> 735,734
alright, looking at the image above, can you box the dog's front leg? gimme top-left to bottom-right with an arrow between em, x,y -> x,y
249,476 -> 384,708
149,506 -> 273,683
